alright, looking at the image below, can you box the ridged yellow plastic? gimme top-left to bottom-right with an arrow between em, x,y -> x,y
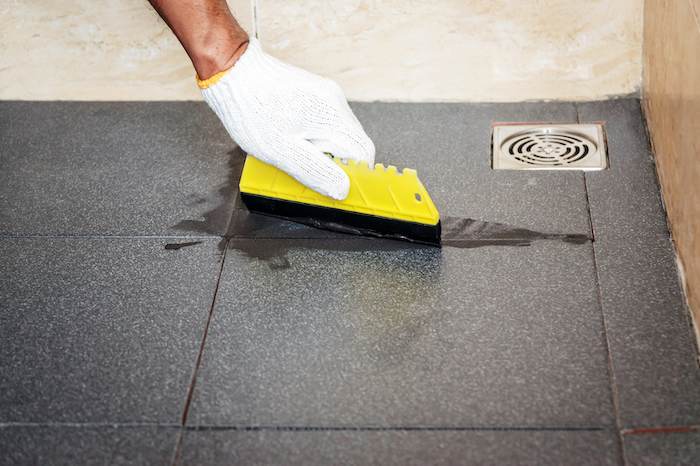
239,156 -> 440,226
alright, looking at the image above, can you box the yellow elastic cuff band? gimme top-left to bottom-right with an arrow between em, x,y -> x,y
196,68 -> 230,89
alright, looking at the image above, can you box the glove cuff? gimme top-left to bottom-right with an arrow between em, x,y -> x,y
196,69 -> 228,90
195,38 -> 264,90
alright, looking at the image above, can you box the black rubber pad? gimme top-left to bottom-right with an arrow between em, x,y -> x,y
240,193 -> 441,246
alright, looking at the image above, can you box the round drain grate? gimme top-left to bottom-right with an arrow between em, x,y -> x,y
501,127 -> 598,166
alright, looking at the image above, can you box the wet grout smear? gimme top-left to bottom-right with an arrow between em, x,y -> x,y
170,148 -> 590,251
232,211 -> 591,249
440,216 -> 590,249
171,148 -> 245,237
164,241 -> 203,251
227,236 -> 439,271
225,212 -> 591,270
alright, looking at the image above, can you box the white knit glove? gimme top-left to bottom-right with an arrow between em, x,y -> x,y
199,39 -> 375,200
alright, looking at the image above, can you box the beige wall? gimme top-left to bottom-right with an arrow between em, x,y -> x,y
643,0 -> 700,340
1,0 -> 642,101
0,0 -> 252,100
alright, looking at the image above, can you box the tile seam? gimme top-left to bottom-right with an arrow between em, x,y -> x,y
0,235 -> 220,240
179,244 -> 230,419
576,101 -> 627,466
172,238 -> 230,465
621,425 -> 700,436
181,425 -> 608,432
0,422 -> 181,428
226,236 -> 593,243
590,238 -> 628,466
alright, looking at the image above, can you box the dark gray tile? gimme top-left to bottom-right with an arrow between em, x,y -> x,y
624,430 -> 700,466
0,101 -> 240,236
0,238 -> 221,422
353,102 -> 589,235
578,99 -> 700,427
0,426 -> 176,466
189,239 -> 612,427
229,102 -> 590,239
179,429 -> 620,466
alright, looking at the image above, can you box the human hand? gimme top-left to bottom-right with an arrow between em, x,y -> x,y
199,39 -> 375,200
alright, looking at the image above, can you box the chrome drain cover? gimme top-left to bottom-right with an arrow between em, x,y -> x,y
492,123 -> 608,170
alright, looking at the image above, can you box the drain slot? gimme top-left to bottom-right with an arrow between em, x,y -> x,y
492,124 -> 608,170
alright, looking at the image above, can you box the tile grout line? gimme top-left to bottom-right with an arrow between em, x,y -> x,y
12,422 -> 699,433
222,195 -> 242,239
227,235 -> 593,243
587,194 -> 627,466
621,424 -> 700,436
171,239 -> 230,466
181,425 -> 607,432
0,234 -> 220,239
577,102 -> 628,466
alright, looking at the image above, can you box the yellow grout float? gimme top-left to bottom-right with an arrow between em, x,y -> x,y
239,155 -> 441,245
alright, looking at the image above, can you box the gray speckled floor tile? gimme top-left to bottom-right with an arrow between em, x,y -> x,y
0,101 -> 240,236
623,431 -> 700,466
189,239 -> 612,427
578,99 -> 700,427
228,102 -> 590,239
0,426 -> 176,466
353,102 -> 589,235
179,429 -> 620,466
0,238 -> 221,422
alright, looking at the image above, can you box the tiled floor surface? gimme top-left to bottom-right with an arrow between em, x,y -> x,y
1,99 -> 698,465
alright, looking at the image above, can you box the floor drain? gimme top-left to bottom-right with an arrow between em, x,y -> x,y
492,123 -> 608,170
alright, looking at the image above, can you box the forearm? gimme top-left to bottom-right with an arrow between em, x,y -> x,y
148,0 -> 248,79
